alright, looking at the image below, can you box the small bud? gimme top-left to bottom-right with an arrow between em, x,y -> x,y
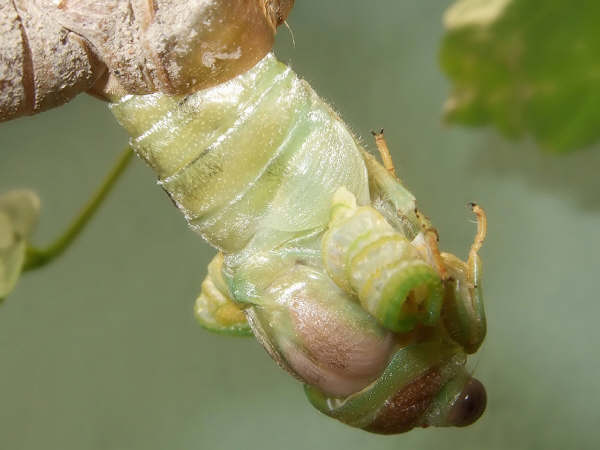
0,190 -> 40,300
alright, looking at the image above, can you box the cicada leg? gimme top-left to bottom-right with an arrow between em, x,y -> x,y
369,129 -> 448,280
371,128 -> 396,177
467,202 -> 487,287
414,209 -> 450,281
440,203 -> 487,354
194,253 -> 252,336
362,132 -> 487,353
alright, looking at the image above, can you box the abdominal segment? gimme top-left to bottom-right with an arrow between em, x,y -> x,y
110,53 -> 369,253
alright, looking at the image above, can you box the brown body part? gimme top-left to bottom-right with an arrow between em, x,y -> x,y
0,0 -> 294,122
365,368 -> 443,434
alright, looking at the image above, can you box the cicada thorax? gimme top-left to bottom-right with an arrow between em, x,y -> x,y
243,258 -> 398,398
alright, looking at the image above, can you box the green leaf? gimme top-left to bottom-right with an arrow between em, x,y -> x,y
440,0 -> 600,152
0,190 -> 40,299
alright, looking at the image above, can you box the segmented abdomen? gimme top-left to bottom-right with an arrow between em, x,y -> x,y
110,54 -> 370,253
322,188 -> 442,332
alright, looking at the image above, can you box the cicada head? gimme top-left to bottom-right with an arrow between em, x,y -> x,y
241,255 -> 486,434
303,335 -> 486,434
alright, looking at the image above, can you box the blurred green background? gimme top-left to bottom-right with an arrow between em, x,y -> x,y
1,1 -> 599,449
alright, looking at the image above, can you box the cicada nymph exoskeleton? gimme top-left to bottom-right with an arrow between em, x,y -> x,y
0,0 -> 293,121
109,52 -> 489,433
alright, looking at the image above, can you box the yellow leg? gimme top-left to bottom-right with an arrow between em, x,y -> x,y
414,209 -> 449,281
467,203 -> 487,287
439,203 -> 487,353
371,129 -> 396,177
368,129 -> 453,282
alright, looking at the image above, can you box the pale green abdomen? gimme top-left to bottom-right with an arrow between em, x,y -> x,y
110,54 -> 370,253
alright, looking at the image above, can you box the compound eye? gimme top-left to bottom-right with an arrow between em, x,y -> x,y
448,377 -> 487,427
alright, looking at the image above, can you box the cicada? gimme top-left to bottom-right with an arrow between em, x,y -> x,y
109,53 -> 488,434
1,0 -> 488,434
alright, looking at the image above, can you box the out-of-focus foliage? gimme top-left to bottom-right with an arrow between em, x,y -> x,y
0,190 -> 40,301
440,0 -> 600,152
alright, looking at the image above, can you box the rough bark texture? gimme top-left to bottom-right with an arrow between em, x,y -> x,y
0,0 -> 294,122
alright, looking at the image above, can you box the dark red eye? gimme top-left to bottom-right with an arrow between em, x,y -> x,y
448,377 -> 487,427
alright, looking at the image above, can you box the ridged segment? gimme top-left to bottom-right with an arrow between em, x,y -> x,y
158,68 -> 301,220
189,115 -> 316,249
323,207 -> 389,293
110,54 -> 370,253
322,188 -> 442,332
349,235 -> 410,289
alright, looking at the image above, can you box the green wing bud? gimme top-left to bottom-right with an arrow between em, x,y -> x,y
195,253 -> 252,336
322,188 -> 443,332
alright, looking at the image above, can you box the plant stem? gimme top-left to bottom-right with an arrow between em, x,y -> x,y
23,146 -> 134,271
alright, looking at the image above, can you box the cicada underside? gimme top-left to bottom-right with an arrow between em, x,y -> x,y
110,53 -> 488,434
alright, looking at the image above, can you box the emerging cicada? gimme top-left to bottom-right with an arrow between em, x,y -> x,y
1,0 -> 488,434
109,53 -> 488,434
